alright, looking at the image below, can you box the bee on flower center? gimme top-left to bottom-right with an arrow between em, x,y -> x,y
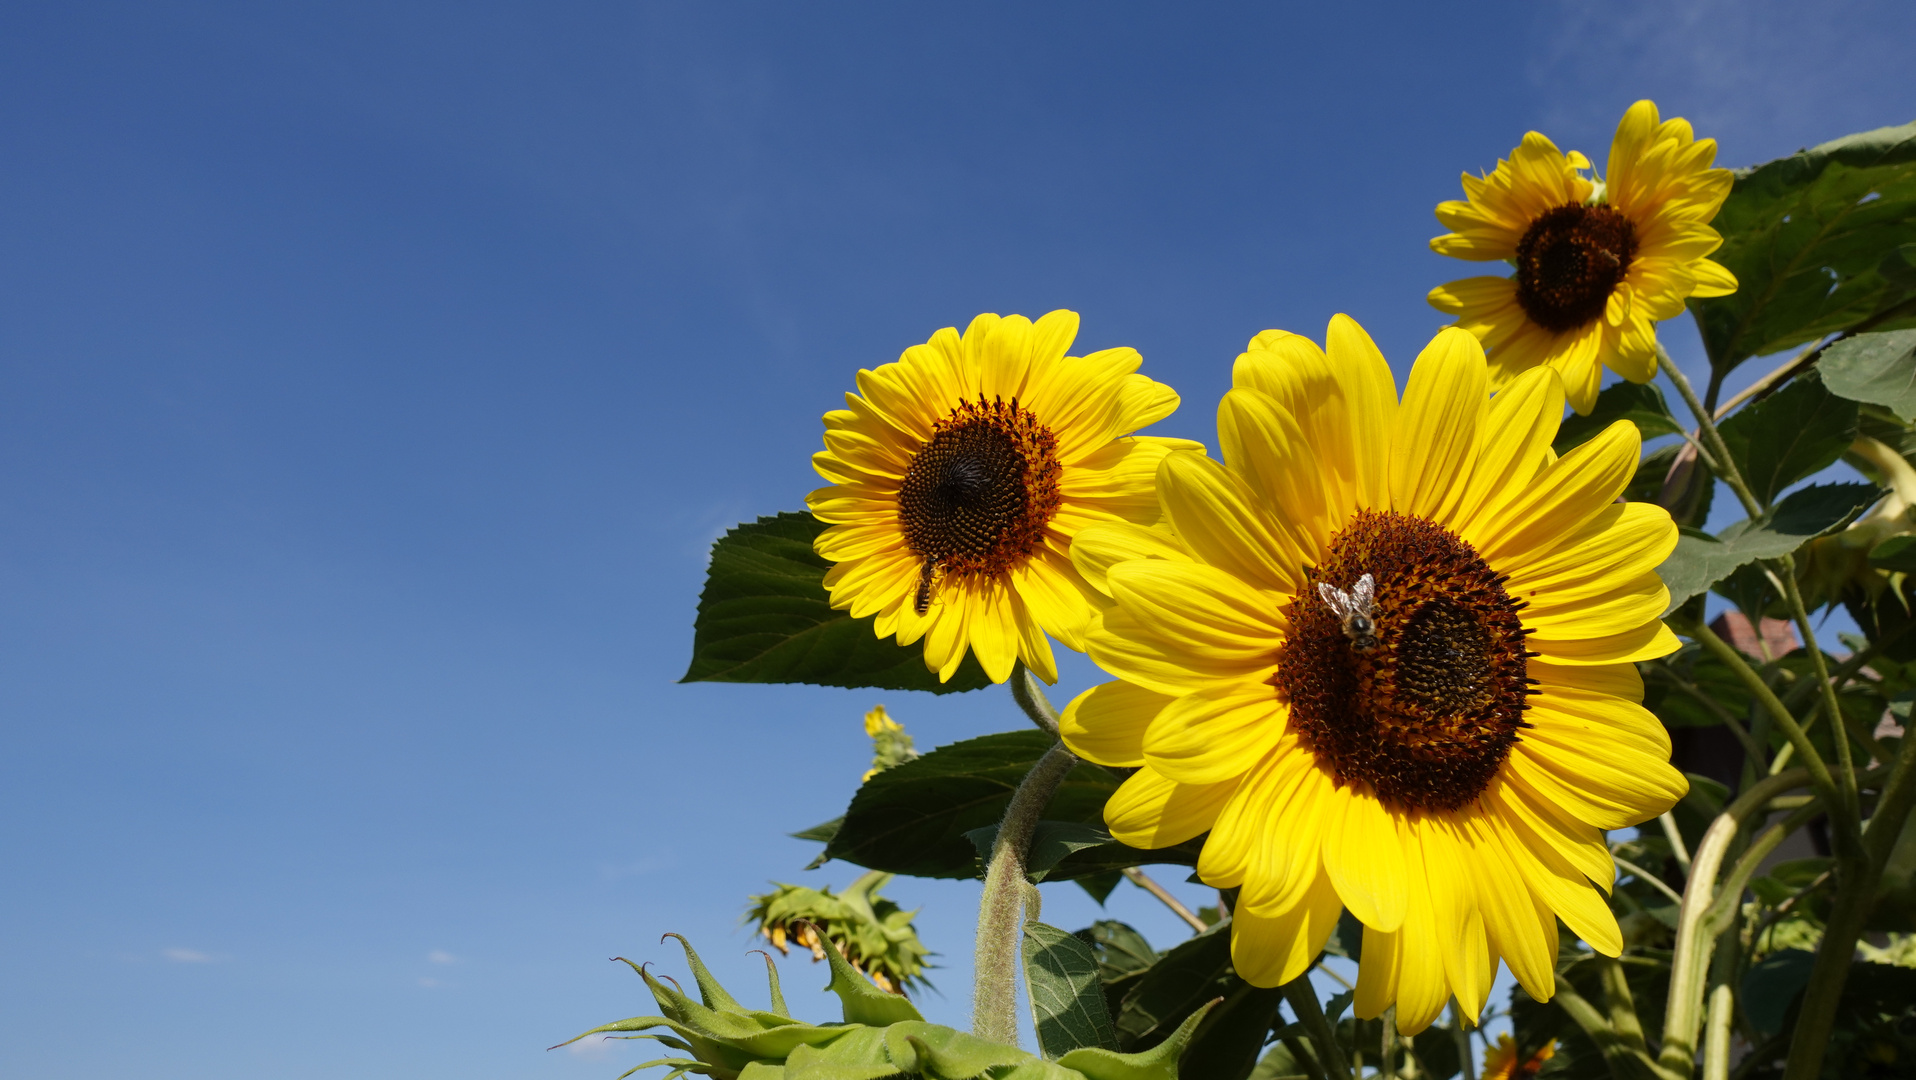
1316,572 -> 1379,652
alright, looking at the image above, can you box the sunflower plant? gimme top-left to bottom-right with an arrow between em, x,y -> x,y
568,108 -> 1916,1080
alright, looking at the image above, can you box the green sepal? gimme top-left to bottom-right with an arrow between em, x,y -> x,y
889,1024 -> 1030,1076
807,919 -> 925,1026
1057,998 -> 1219,1079
663,933 -> 749,1014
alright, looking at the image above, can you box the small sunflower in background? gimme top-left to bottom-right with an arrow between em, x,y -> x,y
808,310 -> 1198,683
1428,100 -> 1736,413
1483,1035 -> 1557,1080
1059,316 -> 1687,1032
745,870 -> 931,996
860,704 -> 918,781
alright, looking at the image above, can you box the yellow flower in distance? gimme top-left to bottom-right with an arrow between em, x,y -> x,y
809,311 -> 1197,684
1059,317 -> 1687,1033
1428,100 -> 1736,414
1483,1035 -> 1556,1080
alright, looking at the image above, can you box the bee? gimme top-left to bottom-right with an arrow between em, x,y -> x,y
1316,572 -> 1378,652
914,559 -> 939,615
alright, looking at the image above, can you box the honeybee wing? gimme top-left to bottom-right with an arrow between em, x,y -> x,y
1350,573 -> 1376,614
1316,580 -> 1353,617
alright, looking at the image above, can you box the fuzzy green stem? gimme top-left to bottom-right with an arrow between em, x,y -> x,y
971,740 -> 1077,1046
1010,660 -> 1060,736
1284,974 -> 1353,1080
1782,729 -> 1916,1080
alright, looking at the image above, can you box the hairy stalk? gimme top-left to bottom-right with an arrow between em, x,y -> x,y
1010,661 -> 1060,736
1659,768 -> 1815,1077
1684,618 -> 1843,815
1284,974 -> 1353,1080
1121,867 -> 1208,932
1658,344 -> 1763,519
1782,729 -> 1916,1080
1772,558 -> 1864,852
971,740 -> 1077,1045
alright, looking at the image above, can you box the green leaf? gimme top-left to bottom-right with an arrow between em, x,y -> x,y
964,820 -> 1116,881
1074,871 -> 1125,905
1692,120 -> 1916,376
1113,923 -> 1235,1052
683,512 -> 990,694
1821,328 -> 1916,421
1715,371 -> 1859,507
1554,380 -> 1683,454
1076,921 -> 1158,981
1741,949 -> 1817,1038
1174,981 -> 1286,1080
1656,482 -> 1878,612
1025,920 -> 1122,1057
1870,534 -> 1916,573
823,731 -> 1120,879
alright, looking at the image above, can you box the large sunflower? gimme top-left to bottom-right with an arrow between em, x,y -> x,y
1059,316 -> 1687,1033
1428,100 -> 1736,414
808,310 -> 1197,684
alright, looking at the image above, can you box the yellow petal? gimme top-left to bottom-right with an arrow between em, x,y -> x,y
1322,787 -> 1410,933
1158,450 -> 1302,594
1060,680 -> 1168,767
1473,420 -> 1640,565
1104,767 -> 1239,849
1460,811 -> 1557,1000
1143,682 -> 1288,786
1231,869 -> 1345,988
1085,606 -> 1279,697
1105,560 -> 1287,661
1390,327 -> 1487,525
1216,389 -> 1332,565
1454,365 -> 1564,527
1326,314 -> 1398,511
1069,521 -> 1191,599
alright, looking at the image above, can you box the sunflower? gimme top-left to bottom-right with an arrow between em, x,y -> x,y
1428,100 -> 1736,414
1058,316 -> 1687,1033
1483,1035 -> 1557,1080
808,310 -> 1198,684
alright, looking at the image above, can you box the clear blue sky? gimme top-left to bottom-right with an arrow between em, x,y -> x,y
1,3 -> 1911,1077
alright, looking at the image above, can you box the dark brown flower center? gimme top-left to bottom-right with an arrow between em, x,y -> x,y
1274,510 -> 1534,812
1514,203 -> 1637,334
897,397 -> 1062,613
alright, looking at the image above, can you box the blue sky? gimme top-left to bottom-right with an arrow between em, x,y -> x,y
1,3 -> 1912,1077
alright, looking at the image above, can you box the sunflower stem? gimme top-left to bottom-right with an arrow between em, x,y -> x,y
1771,556 -> 1866,856
1782,729 -> 1916,1080
1658,768 -> 1815,1077
1121,866 -> 1208,933
1284,974 -> 1354,1080
970,740 -> 1076,1046
1009,660 -> 1060,736
1658,343 -> 1764,518
1380,1007 -> 1398,1080
1701,982 -> 1735,1080
1649,661 -> 1766,765
1449,1001 -> 1476,1080
1682,618 -> 1843,818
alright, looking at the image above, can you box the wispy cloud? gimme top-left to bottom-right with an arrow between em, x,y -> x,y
427,949 -> 457,965
418,976 -> 444,989
161,947 -> 219,963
